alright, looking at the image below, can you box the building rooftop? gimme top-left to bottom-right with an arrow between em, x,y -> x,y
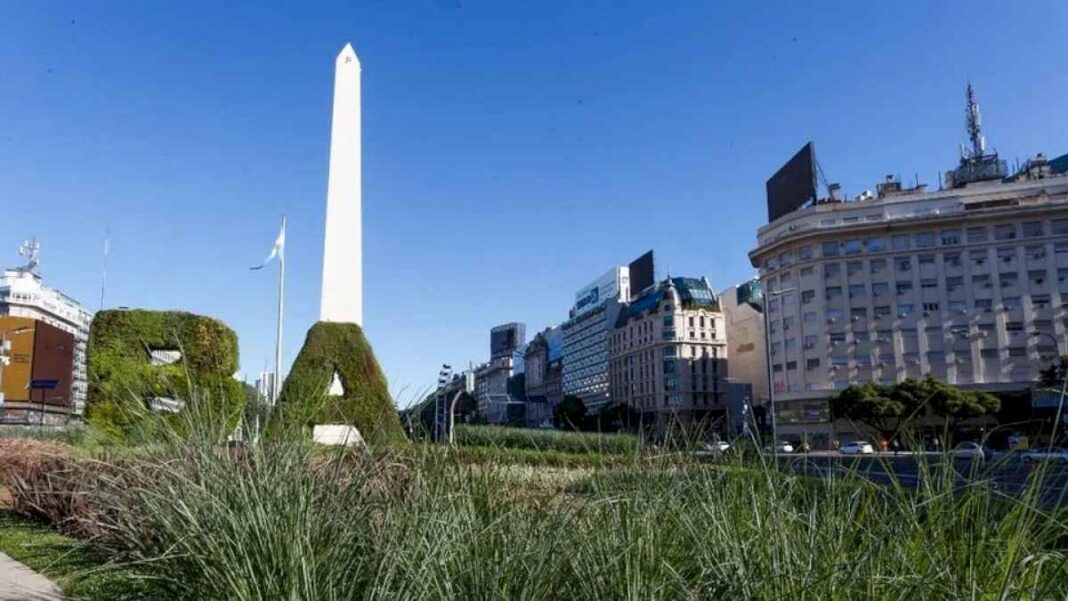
615,277 -> 719,327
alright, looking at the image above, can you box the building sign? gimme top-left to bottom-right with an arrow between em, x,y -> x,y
573,267 -> 626,317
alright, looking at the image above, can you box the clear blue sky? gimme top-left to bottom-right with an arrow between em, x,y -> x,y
2,1 -> 1065,406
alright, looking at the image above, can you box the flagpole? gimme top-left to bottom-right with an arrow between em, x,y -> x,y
273,215 -> 286,406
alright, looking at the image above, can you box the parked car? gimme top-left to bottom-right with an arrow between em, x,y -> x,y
703,440 -> 730,452
1021,447 -> 1068,463
952,441 -> 987,461
839,440 -> 875,455
769,441 -> 794,454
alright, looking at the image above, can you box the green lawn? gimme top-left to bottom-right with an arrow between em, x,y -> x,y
0,511 -> 163,601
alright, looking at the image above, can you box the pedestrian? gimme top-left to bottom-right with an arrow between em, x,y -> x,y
891,438 -> 900,456
833,439 -> 840,452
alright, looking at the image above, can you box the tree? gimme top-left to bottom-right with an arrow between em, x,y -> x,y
1038,355 -> 1068,388
829,382 -> 905,438
553,395 -> 587,431
926,376 -> 999,427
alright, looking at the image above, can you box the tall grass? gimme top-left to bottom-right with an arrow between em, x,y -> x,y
61,406 -> 1068,601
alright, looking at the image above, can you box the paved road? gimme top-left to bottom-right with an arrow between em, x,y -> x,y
778,453 -> 1068,505
0,552 -> 63,600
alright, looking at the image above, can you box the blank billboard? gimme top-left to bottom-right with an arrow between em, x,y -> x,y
628,250 -> 654,300
766,142 -> 818,222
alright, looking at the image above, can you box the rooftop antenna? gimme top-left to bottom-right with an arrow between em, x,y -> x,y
17,237 -> 40,275
965,83 -> 986,158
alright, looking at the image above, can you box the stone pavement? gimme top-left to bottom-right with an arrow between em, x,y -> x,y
0,552 -> 63,600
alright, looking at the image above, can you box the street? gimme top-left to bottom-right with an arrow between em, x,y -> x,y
779,452 -> 1068,506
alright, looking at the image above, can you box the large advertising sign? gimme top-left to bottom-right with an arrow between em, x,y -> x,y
490,323 -> 525,360
766,142 -> 818,222
627,251 -> 654,300
573,268 -> 625,317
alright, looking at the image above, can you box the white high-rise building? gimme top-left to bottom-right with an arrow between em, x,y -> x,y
562,266 -> 630,411
320,42 -> 363,325
0,242 -> 93,414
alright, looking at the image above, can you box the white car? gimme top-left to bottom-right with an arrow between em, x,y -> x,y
773,441 -> 794,454
703,440 -> 730,452
1021,448 -> 1068,463
839,441 -> 875,455
952,441 -> 987,460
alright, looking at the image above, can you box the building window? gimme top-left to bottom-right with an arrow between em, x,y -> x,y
1008,347 -> 1027,358
945,253 -> 962,268
826,286 -> 843,300
1003,297 -> 1022,311
822,241 -> 839,257
662,316 -> 673,327
892,235 -> 910,251
920,278 -> 938,289
783,316 -> 795,331
1022,221 -> 1044,238
870,259 -> 887,274
941,230 -> 962,246
896,281 -> 913,295
786,361 -> 797,371
922,302 -> 939,312
663,346 -> 677,357
898,304 -> 914,316
843,240 -> 862,255
915,232 -> 936,248
970,251 -> 988,268
827,308 -> 843,323
825,264 -> 841,278
873,305 -> 891,319
1052,219 -> 1068,236
973,274 -> 992,289
806,358 -> 820,371
895,257 -> 912,273
981,349 -> 999,360
801,290 -> 815,304
803,311 -> 816,323
800,266 -> 814,277
872,282 -> 889,296
1029,270 -> 1047,287
966,226 -> 988,243
994,224 -> 1017,241
1057,242 -> 1068,255
849,284 -> 866,298
830,332 -> 846,345
847,261 -> 864,277
999,273 -> 1018,288
1027,246 -> 1046,260
1032,294 -> 1051,309
918,254 -> 935,266
798,245 -> 813,260
850,307 -> 868,321
866,238 -> 887,252
804,334 -> 818,349
974,298 -> 993,311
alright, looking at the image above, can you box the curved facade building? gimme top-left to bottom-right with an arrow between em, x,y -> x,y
749,157 -> 1068,444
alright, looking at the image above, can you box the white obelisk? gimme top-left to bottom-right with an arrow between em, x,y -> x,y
320,42 -> 363,325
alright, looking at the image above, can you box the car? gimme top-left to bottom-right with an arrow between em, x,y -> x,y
772,441 -> 794,454
952,441 -> 987,461
1021,447 -> 1068,463
703,440 -> 730,452
839,440 -> 875,455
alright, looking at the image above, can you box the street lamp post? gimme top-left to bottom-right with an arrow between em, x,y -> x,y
761,286 -> 794,462
0,326 -> 33,408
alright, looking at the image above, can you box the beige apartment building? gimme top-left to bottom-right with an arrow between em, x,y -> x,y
750,153 -> 1068,446
608,277 -> 728,429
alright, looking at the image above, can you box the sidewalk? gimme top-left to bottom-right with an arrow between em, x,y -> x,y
0,552 -> 63,600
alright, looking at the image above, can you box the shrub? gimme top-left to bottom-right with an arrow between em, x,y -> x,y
85,309 -> 245,443
276,321 -> 406,447
454,424 -> 640,456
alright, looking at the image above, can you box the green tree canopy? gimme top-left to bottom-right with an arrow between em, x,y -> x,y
553,395 -> 587,431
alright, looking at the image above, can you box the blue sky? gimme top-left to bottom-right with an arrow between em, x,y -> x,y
1,1 -> 1065,405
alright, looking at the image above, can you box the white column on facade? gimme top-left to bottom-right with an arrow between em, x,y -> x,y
320,43 -> 363,325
